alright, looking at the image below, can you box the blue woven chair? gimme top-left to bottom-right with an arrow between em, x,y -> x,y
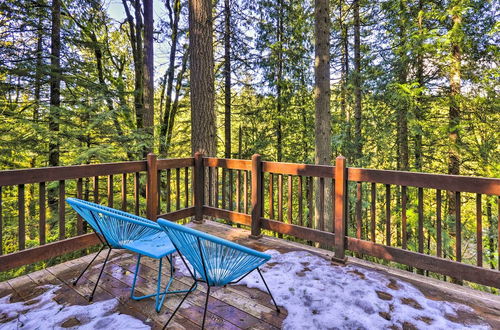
66,198 -> 195,311
157,218 -> 280,329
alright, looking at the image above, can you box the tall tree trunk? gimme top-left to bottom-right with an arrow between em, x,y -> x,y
448,8 -> 461,177
160,0 -> 181,156
224,0 -> 231,159
48,0 -> 61,209
276,0 -> 284,162
143,0 -> 154,155
397,0 -> 409,172
353,0 -> 362,163
314,0 -> 332,233
166,47 -> 189,150
34,7 -> 44,123
189,0 -> 216,156
414,0 -> 424,171
339,0 -> 349,157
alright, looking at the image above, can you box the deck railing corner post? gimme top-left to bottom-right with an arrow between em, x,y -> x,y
146,153 -> 158,221
250,154 -> 263,239
333,155 -> 347,263
193,152 -> 205,223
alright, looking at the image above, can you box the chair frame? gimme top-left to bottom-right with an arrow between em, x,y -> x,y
67,198 -> 195,311
159,222 -> 280,329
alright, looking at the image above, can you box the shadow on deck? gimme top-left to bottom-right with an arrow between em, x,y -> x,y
1,220 -> 499,329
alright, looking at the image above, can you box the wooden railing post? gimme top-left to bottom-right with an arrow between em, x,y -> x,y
193,152 -> 205,223
333,156 -> 347,262
146,153 -> 158,221
250,154 -> 263,238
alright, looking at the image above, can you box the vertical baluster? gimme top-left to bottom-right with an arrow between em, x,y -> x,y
176,168 -> 181,210
356,182 -> 362,239
269,173 -> 274,219
0,186 -> 2,254
371,183 -> 376,243
236,170 -> 241,212
222,168 -> 226,209
288,175 -> 293,224
134,172 -> 140,215
385,184 -> 391,246
208,167 -> 213,207
476,193 -> 482,267
166,169 -> 171,212
498,196 -> 500,270
108,175 -> 114,208
298,176 -> 303,226
319,177 -> 325,231
76,179 -> 82,235
121,173 -> 127,211
418,187 -> 424,254
456,191 -> 461,262
93,176 -> 99,203
157,170 -> 161,214
229,169 -> 233,211
436,189 -> 442,258
401,186 -> 407,249
307,176 -> 313,228
278,175 -> 283,223
185,167 -> 189,208
332,178 -> 336,232
39,182 -> 47,243
59,180 -> 65,240
243,170 -> 248,213
19,184 -> 25,250
215,167 -> 219,208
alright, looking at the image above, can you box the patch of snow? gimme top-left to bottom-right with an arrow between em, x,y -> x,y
236,250 -> 491,330
0,285 -> 150,330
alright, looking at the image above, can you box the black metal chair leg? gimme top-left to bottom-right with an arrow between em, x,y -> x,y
89,247 -> 112,302
202,285 -> 211,329
73,245 -> 105,286
257,268 -> 280,313
163,281 -> 197,330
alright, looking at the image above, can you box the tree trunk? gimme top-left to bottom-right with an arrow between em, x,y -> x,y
189,0 -> 216,156
224,0 -> 231,159
143,0 -> 154,155
160,0 -> 182,156
339,0 -> 349,157
353,0 -> 362,163
397,1 -> 408,172
313,0 -> 332,234
48,0 -> 61,209
276,0 -> 284,162
414,0 -> 424,171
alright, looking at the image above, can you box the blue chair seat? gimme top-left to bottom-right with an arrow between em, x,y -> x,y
121,231 -> 176,259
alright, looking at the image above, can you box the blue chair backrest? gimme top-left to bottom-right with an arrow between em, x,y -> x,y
67,198 -> 160,248
157,218 -> 270,286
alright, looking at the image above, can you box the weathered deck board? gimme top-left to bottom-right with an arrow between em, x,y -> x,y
1,220 -> 500,330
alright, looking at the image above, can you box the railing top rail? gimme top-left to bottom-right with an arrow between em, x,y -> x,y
157,158 -> 194,170
262,161 -> 336,177
0,161 -> 147,186
203,157 -> 252,171
348,167 -> 500,195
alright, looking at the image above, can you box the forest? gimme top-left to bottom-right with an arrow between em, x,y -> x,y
0,0 -> 499,287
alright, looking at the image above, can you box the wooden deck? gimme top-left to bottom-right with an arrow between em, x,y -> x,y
1,220 -> 499,329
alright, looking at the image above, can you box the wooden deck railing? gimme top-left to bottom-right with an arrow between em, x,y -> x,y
1,153 -> 499,289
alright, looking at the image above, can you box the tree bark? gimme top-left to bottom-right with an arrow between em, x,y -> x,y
48,0 -> 61,209
339,0 -> 349,157
189,0 -> 216,156
160,0 -> 182,155
142,0 -> 154,154
314,0 -> 332,233
224,0 -> 231,159
414,0 -> 424,171
353,0 -> 362,163
49,0 -> 61,168
276,0 -> 284,162
397,0 -> 408,172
